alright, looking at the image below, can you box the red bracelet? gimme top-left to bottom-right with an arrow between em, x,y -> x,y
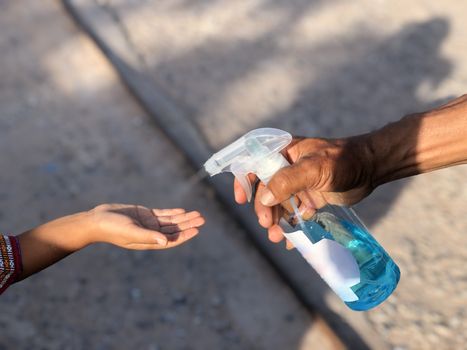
0,234 -> 23,294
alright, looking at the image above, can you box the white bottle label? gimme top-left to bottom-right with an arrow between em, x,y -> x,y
284,230 -> 361,302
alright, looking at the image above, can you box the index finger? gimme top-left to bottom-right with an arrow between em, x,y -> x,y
234,173 -> 258,204
156,210 -> 203,225
128,228 -> 200,250
165,228 -> 200,248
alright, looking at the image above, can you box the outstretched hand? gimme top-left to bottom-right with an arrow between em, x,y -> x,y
90,204 -> 205,250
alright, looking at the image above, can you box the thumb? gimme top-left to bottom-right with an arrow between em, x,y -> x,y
129,225 -> 168,246
260,158 -> 324,206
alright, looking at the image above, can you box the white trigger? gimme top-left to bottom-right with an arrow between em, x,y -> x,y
234,173 -> 252,202
231,163 -> 253,202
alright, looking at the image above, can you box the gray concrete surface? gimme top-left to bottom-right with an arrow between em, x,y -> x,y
0,1 -> 342,350
64,1 -> 467,349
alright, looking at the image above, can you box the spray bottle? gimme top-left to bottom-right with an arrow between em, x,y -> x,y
204,128 -> 400,311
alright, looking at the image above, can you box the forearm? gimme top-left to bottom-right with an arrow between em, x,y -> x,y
16,211 -> 93,280
367,96 -> 467,186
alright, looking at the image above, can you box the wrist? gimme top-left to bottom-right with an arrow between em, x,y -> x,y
40,211 -> 96,250
73,211 -> 98,247
364,113 -> 426,187
358,130 -> 390,189
363,123 -> 398,188
341,134 -> 378,191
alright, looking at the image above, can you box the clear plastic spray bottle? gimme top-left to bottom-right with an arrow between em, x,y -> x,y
204,128 -> 400,311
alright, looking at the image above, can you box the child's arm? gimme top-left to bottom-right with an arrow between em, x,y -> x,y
3,204 -> 204,285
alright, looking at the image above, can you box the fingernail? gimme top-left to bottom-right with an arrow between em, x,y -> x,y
156,236 -> 167,246
260,189 -> 276,206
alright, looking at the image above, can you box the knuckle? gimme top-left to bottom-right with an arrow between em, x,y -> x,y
94,203 -> 110,211
301,159 -> 322,186
301,158 -> 318,175
271,170 -> 295,199
302,157 -> 332,190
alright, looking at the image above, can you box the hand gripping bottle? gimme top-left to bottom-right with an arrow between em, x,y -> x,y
204,128 -> 400,311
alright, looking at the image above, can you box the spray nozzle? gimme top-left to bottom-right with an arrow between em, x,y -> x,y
204,128 -> 292,201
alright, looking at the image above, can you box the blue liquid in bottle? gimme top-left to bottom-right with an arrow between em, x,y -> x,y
297,207 -> 400,311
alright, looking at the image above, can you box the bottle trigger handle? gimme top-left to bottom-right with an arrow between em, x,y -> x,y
231,167 -> 253,202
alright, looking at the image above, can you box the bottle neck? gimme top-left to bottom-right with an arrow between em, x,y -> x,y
256,153 -> 290,184
256,153 -> 308,236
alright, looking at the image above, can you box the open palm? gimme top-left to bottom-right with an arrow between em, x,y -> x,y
91,204 -> 205,250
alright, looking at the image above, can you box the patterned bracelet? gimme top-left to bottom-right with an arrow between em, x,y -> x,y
0,234 -> 22,294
